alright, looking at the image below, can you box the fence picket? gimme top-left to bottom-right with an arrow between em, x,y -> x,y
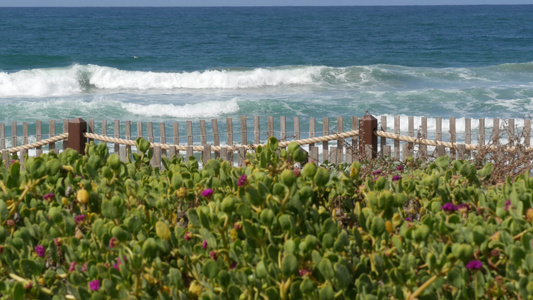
36,121 -> 42,156
323,117 -> 329,162
212,119 -> 220,159
114,120 -> 120,154
49,120 -> 56,154
227,118 -> 234,165
394,116 -> 400,160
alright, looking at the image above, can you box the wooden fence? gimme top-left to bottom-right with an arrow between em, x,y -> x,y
1,113 -> 531,169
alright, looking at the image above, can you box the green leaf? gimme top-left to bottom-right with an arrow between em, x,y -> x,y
318,258 -> 334,280
202,259 -> 219,279
12,282 -> 24,300
20,259 -> 40,277
319,282 -> 334,300
281,254 -> 298,277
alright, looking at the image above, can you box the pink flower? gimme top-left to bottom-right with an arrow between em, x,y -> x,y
81,262 -> 88,272
69,262 -> 76,272
35,245 -> 45,257
299,269 -> 312,276
209,250 -> 217,261
504,199 -> 512,211
237,174 -> 248,187
113,258 -> 122,271
74,214 -> 86,225
392,175 -> 401,182
441,203 -> 458,212
43,193 -> 55,201
201,189 -> 214,199
202,240 -> 208,249
109,237 -> 118,248
184,231 -> 193,241
89,280 -> 100,291
466,260 -> 483,270
397,165 -> 404,171
372,170 -> 382,176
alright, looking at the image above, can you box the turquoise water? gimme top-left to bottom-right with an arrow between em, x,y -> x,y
1,5 -> 533,129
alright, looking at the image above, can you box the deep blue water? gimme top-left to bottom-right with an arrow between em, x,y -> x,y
1,5 -> 533,130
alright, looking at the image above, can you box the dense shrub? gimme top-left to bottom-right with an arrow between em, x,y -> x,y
0,137 -> 532,299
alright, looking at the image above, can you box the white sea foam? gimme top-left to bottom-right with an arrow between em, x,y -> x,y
122,99 -> 240,118
0,67 -> 83,97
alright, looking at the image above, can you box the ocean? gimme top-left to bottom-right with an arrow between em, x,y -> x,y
1,5 -> 533,146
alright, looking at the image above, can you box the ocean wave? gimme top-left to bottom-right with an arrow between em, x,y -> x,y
1,62 -> 533,98
122,99 -> 240,118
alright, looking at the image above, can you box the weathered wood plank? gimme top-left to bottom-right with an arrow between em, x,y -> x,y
350,116 -> 358,162
479,119 -> 485,149
186,146 -> 193,161
49,120 -> 56,154
408,116 -> 414,157
173,122 -> 179,156
436,117 -> 442,156
280,116 -> 286,144
200,120 -> 207,145
114,120 -> 120,154
159,122 -> 166,157
136,122 -> 143,153
125,121 -> 132,155
11,121 -> 17,148
187,121 -> 193,146
151,146 -> 161,168
465,118 -> 471,158
309,145 -> 319,163
493,118 -> 500,145
419,117 -> 427,158
309,117 -> 316,147
212,119 -> 220,159
337,116 -> 343,162
147,122 -> 154,143
203,144 -> 211,165
36,121 -> 42,156
450,117 -> 456,159
220,146 -> 228,162
380,116 -> 387,156
330,146 -> 337,164
323,117 -> 329,162
240,116 -> 247,146
394,116 -> 400,160
63,119 -> 68,151
268,116 -> 274,138
254,116 -> 260,145
88,119 -> 94,143
226,118 -> 234,165
238,146 -> 246,167
508,119 -> 515,145
21,122 -> 28,163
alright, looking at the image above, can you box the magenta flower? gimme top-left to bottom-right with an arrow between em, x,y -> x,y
405,217 -> 412,222
54,238 -> 62,247
35,245 -> 45,257
230,262 -> 237,269
43,193 -> 55,201
372,176 -> 379,182
184,231 -> 193,241
392,175 -> 401,182
89,279 -> 100,291
113,258 -> 122,271
234,222 -> 242,230
209,250 -> 217,261
441,203 -> 458,212
372,170 -> 382,176
201,188 -> 214,199
466,260 -> 483,270
237,174 -> 248,187
69,262 -> 76,272
109,237 -> 118,248
81,262 -> 88,272
396,165 -> 404,171
202,240 -> 208,249
74,214 -> 86,225
504,199 -> 512,211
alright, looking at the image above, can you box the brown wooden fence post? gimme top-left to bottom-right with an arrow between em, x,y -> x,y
359,112 -> 377,159
68,118 -> 87,154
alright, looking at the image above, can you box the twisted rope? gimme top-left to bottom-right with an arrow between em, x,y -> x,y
83,130 -> 360,152
3,133 -> 69,154
375,130 -> 533,153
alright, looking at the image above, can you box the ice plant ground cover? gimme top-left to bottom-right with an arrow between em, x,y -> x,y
0,137 -> 533,299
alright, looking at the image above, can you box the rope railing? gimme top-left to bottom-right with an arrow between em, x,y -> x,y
2,133 -> 69,154
83,130 -> 360,152
375,130 -> 533,153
